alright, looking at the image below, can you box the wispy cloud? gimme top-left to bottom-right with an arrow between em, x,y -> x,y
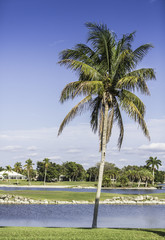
27,146 -> 38,151
67,148 -> 82,153
119,158 -> 128,162
28,153 -> 38,157
0,145 -> 22,151
0,117 -> 164,169
139,143 -> 165,151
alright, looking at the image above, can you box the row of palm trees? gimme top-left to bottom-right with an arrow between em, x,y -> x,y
100,157 -> 162,187
3,156 -> 162,186
4,158 -> 49,186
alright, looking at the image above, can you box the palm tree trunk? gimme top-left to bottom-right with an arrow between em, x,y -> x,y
92,102 -> 109,228
28,170 -> 31,185
44,169 -> 47,185
152,169 -> 154,185
138,179 -> 141,188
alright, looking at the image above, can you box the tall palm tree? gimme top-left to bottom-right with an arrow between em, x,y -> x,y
146,157 -> 162,185
58,22 -> 155,228
14,162 -> 23,184
24,159 -> 34,185
43,158 -> 50,185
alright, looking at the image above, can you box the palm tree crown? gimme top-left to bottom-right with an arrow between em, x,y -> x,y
146,156 -> 162,184
14,162 -> 22,173
58,22 -> 155,228
24,159 -> 34,185
58,22 -> 155,148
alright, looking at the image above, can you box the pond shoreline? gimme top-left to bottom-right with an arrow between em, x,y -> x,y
0,194 -> 165,205
0,184 -> 157,190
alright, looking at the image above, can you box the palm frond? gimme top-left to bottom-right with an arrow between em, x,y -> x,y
58,95 -> 91,135
59,44 -> 100,66
111,49 -> 130,82
106,108 -> 114,144
118,31 -> 136,52
117,68 -> 155,95
60,81 -> 104,103
58,59 -> 101,81
72,81 -> 104,99
132,44 -> 154,64
119,90 -> 150,139
113,100 -> 124,149
90,96 -> 102,133
85,22 -> 116,74
98,105 -> 104,152
60,81 -> 82,103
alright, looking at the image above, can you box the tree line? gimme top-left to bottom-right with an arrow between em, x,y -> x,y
0,157 -> 164,186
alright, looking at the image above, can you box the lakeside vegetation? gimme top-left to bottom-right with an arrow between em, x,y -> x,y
0,190 -> 165,202
0,157 -> 164,188
0,227 -> 164,240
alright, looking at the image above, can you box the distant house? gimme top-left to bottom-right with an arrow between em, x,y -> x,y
0,170 -> 26,180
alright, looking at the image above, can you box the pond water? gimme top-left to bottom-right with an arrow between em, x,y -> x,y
0,186 -> 165,195
0,204 -> 164,228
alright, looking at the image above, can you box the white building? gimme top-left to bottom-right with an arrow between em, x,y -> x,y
0,170 -> 26,180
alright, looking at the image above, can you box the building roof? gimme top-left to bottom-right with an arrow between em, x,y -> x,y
0,170 -> 25,177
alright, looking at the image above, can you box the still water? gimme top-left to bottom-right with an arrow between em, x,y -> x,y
0,204 -> 164,228
0,186 -> 165,194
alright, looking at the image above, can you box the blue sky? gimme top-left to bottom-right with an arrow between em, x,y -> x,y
0,0 -> 165,170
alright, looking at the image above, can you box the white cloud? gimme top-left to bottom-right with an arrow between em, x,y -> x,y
67,148 -> 82,153
139,143 -> 165,151
0,117 -> 164,169
28,153 -> 38,157
27,146 -> 38,151
0,145 -> 22,151
119,158 -> 128,162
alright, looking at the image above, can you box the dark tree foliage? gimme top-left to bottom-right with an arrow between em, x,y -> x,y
62,162 -> 86,181
0,167 -> 4,171
37,161 -> 62,182
155,170 -> 165,183
86,167 -> 99,182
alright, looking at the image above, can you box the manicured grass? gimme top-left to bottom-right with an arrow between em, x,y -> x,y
0,227 -> 164,240
0,190 -> 165,202
0,180 -> 96,187
0,190 -> 111,202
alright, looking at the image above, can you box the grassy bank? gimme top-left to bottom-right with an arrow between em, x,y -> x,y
0,227 -> 164,240
0,180 -> 96,187
0,190 -> 165,202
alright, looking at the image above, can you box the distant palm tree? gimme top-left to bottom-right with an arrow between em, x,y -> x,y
24,159 -> 34,185
14,162 -> 22,173
14,162 -> 23,184
58,22 -> 155,228
43,158 -> 50,185
4,165 -> 12,182
6,165 -> 12,171
146,157 -> 162,185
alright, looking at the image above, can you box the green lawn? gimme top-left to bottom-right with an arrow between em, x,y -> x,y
0,180 -> 96,187
0,190 -> 165,202
0,227 -> 164,240
0,190 -> 116,202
